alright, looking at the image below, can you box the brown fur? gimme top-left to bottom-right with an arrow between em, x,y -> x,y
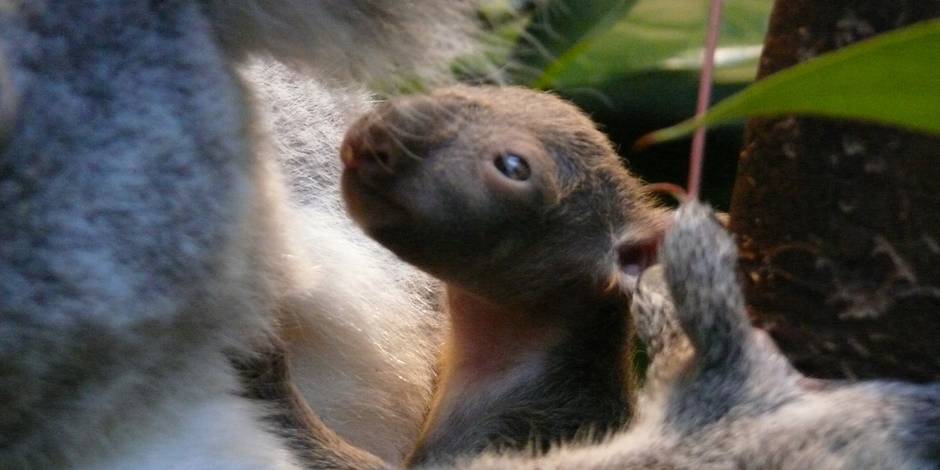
340,86 -> 670,466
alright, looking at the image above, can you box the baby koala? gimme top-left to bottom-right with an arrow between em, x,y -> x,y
460,201 -> 940,469
340,86 -> 669,466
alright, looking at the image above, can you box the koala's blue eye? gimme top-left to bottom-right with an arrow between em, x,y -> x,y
493,153 -> 531,181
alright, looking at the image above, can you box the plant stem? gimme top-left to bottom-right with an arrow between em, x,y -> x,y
688,0 -> 723,200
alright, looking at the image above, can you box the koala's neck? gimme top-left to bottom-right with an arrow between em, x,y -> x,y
408,284 -> 634,466
443,286 -> 566,380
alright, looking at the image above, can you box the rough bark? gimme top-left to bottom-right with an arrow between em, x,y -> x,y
729,0 -> 940,381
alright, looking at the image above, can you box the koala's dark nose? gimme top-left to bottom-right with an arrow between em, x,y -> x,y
341,130 -> 399,189
341,106 -> 425,188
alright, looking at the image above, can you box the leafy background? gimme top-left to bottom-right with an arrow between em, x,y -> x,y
465,0 -> 775,209
458,1 -> 940,211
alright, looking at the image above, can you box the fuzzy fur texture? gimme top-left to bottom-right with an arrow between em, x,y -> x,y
338,86 -> 668,466
243,61 -> 445,462
208,0 -> 478,85
445,202 -> 940,469
0,0 -> 474,467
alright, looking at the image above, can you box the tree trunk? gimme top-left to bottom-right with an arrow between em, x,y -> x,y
729,0 -> 940,381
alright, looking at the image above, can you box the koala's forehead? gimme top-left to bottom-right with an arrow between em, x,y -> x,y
429,86 -> 612,157
432,86 -> 592,128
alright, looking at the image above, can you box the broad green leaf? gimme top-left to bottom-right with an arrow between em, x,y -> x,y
646,18 -> 940,144
533,0 -> 771,90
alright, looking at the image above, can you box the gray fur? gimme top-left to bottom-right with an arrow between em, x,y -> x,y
0,0 -> 476,467
446,202 -> 940,469
629,265 -> 692,398
0,44 -> 16,145
208,0 -> 478,84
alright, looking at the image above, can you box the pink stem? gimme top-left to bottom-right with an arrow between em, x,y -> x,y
688,0 -> 723,200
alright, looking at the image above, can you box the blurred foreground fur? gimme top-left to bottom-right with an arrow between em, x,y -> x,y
448,202 -> 940,469
0,0 -> 481,467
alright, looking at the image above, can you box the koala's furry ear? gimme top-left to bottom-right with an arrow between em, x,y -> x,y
205,0 -> 481,84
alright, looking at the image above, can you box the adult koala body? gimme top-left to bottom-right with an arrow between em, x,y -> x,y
0,1 -> 474,467
244,62 -> 447,463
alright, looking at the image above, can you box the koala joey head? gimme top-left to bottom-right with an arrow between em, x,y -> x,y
341,86 -> 667,308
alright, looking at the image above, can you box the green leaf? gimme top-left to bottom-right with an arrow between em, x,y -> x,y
525,0 -> 771,90
646,18 -> 940,144
512,0 -> 641,88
